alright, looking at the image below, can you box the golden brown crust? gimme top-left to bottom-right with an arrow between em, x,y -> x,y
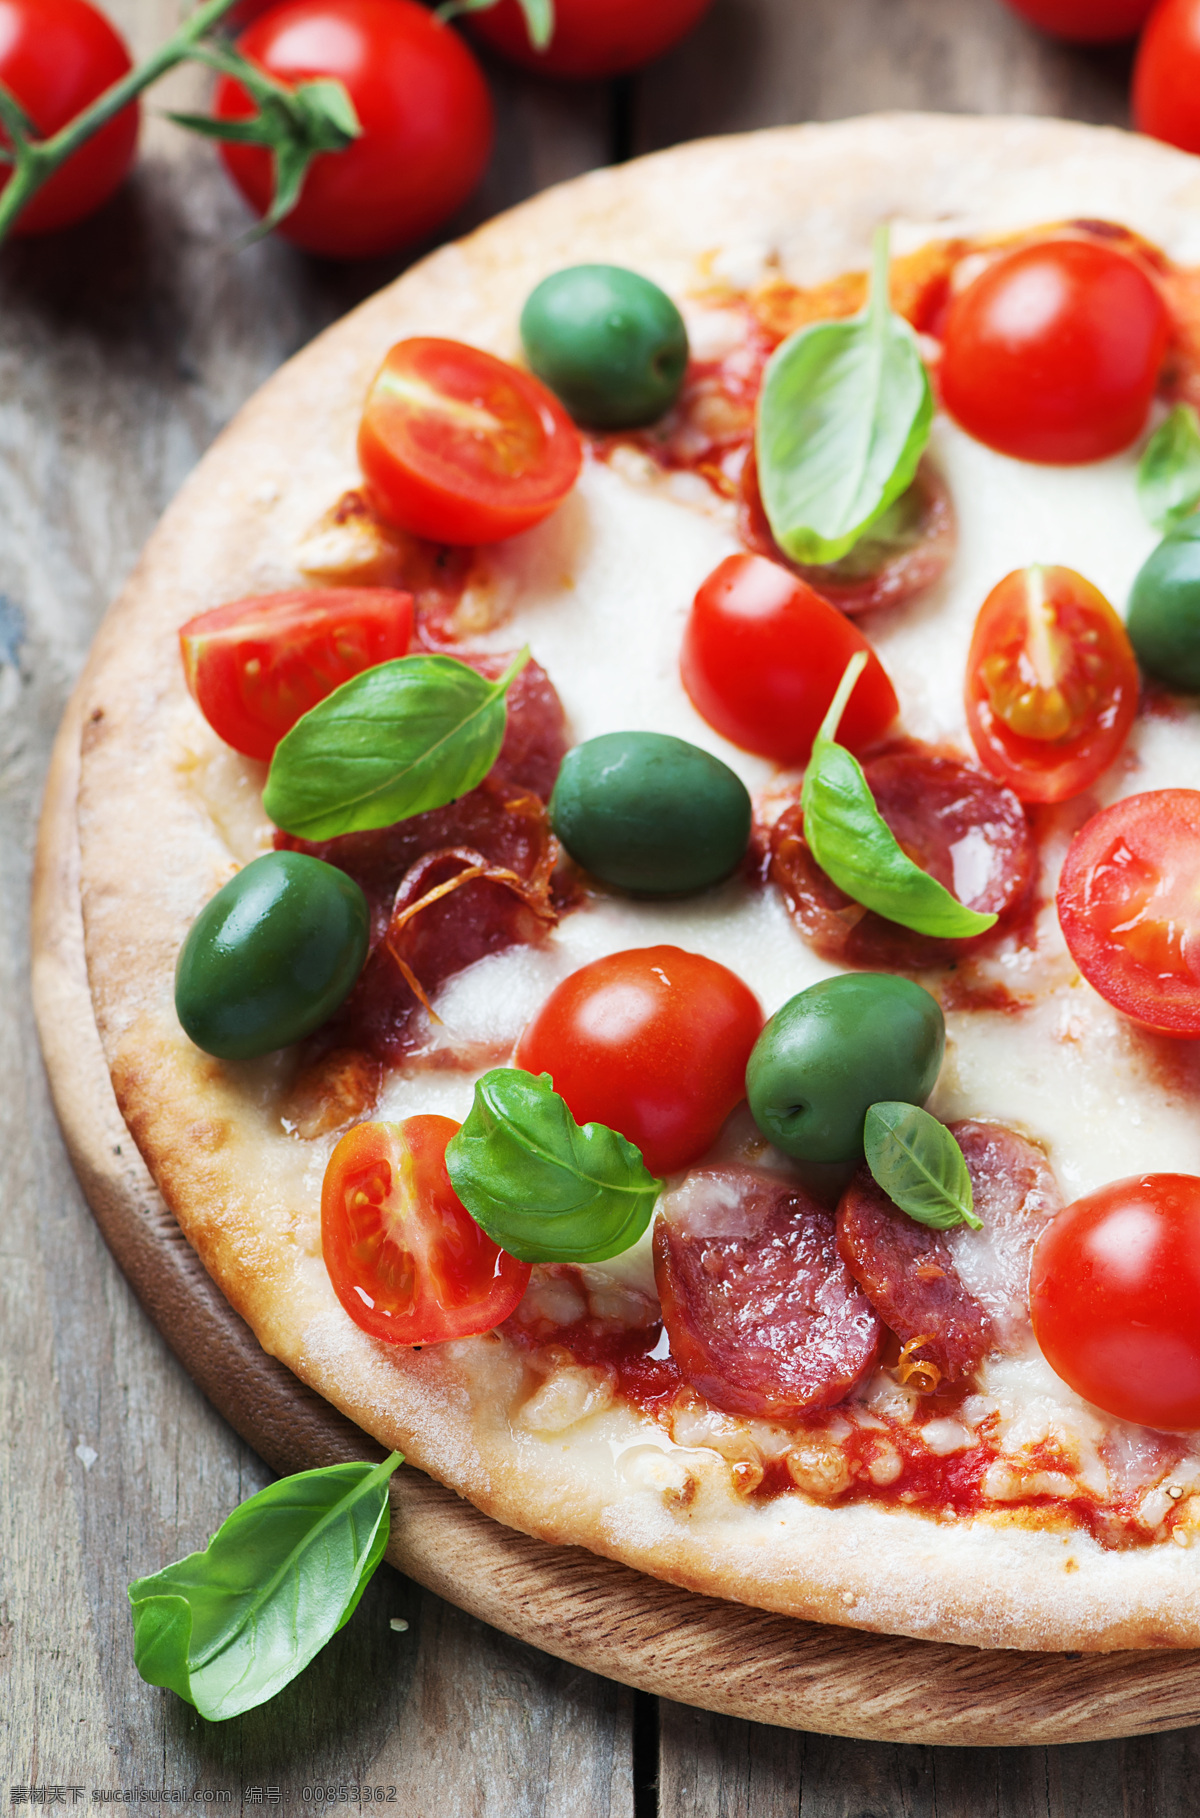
64,116 -> 1200,1650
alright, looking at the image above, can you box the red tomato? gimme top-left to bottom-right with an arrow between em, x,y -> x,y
179,587 -> 413,762
468,0 -> 712,78
321,1114 -> 531,1344
1134,0 -> 1200,155
1030,1174 -> 1200,1429
358,338 -> 583,544
213,0 -> 493,259
1057,790 -> 1200,1035
515,946 -> 764,1177
0,0 -> 138,236
940,240 -> 1170,464
1002,0 -> 1154,39
680,553 -> 899,765
964,566 -> 1138,805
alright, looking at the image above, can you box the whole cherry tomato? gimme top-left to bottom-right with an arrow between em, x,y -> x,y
940,240 -> 1170,464
321,1114 -> 531,1344
1133,0 -> 1200,155
964,565 -> 1138,804
1030,1173 -> 1200,1429
468,0 -> 713,78
1002,0 -> 1154,39
213,0 -> 493,259
680,553 -> 899,766
179,587 -> 413,761
0,0 -> 138,236
515,946 -> 764,1177
358,337 -> 583,544
1057,790 -> 1200,1035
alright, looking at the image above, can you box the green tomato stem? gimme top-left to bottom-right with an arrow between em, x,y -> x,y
0,0 -> 243,246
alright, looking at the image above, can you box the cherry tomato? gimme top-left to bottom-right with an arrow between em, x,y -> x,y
514,946 -> 764,1177
1030,1173 -> 1200,1429
213,0 -> 493,259
180,587 -> 413,761
940,240 -> 1170,464
468,0 -> 713,78
0,0 -> 138,236
1002,0 -> 1154,39
680,553 -> 899,765
964,566 -> 1138,804
1057,790 -> 1200,1035
1134,0 -> 1200,155
358,337 -> 583,544
321,1114 -> 531,1344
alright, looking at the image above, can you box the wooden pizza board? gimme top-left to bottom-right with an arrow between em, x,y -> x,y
30,688 -> 1200,1749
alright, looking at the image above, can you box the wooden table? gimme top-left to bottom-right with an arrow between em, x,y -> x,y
4,1 -> 1192,1811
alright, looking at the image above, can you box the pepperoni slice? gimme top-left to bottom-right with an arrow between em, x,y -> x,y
738,450 -> 956,616
836,1166 -> 993,1387
765,742 -> 1034,971
942,1120 -> 1062,1354
653,1165 -> 883,1420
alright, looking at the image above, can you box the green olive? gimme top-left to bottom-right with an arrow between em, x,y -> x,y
175,851 -> 370,1060
1127,515 -> 1200,690
520,265 -> 688,429
745,974 -> 945,1164
550,730 -> 751,896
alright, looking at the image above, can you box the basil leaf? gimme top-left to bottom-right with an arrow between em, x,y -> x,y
800,654 -> 997,940
263,649 -> 529,840
864,1102 -> 980,1231
128,1452 -> 402,1721
1138,404 -> 1200,533
756,225 -> 933,565
445,1067 -> 663,1263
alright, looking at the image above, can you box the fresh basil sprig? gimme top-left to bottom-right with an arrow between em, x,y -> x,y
128,1452 -> 402,1721
1138,404 -> 1200,533
263,650 -> 529,840
801,654 -> 997,939
864,1102 -> 980,1231
756,224 -> 933,565
445,1068 -> 663,1263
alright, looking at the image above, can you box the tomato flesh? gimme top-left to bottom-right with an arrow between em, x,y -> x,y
1134,0 -> 1200,156
515,946 -> 764,1177
180,587 -> 413,762
0,0 -> 139,235
358,338 -> 583,544
321,1114 -> 530,1344
1030,1174 -> 1200,1429
680,553 -> 899,765
964,565 -> 1137,804
940,240 -> 1170,464
214,0 -> 493,259
1057,789 -> 1200,1035
468,0 -> 713,77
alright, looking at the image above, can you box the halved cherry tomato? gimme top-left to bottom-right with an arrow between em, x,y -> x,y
1134,0 -> 1200,155
514,946 -> 764,1177
468,0 -> 713,77
1057,790 -> 1200,1035
940,240 -> 1170,464
1030,1173 -> 1200,1429
179,587 -> 413,762
321,1114 -> 531,1344
358,338 -> 583,544
964,566 -> 1138,804
679,553 -> 899,765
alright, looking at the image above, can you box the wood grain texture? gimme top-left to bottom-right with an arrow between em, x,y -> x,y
8,0 -> 1200,1811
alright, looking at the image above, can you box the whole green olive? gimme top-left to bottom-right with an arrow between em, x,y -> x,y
520,264 -> 689,429
175,851 -> 370,1060
1127,515 -> 1200,691
550,730 -> 751,896
745,974 -> 945,1163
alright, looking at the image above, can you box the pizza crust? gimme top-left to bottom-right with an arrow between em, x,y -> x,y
64,114 -> 1200,1650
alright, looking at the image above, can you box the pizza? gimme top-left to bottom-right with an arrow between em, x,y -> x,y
40,112 -> 1200,1655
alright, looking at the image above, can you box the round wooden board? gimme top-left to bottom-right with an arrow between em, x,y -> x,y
31,689 -> 1200,1748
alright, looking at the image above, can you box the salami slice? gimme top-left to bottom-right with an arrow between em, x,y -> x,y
654,1165 -> 883,1421
766,742 -> 1033,971
942,1120 -> 1062,1354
